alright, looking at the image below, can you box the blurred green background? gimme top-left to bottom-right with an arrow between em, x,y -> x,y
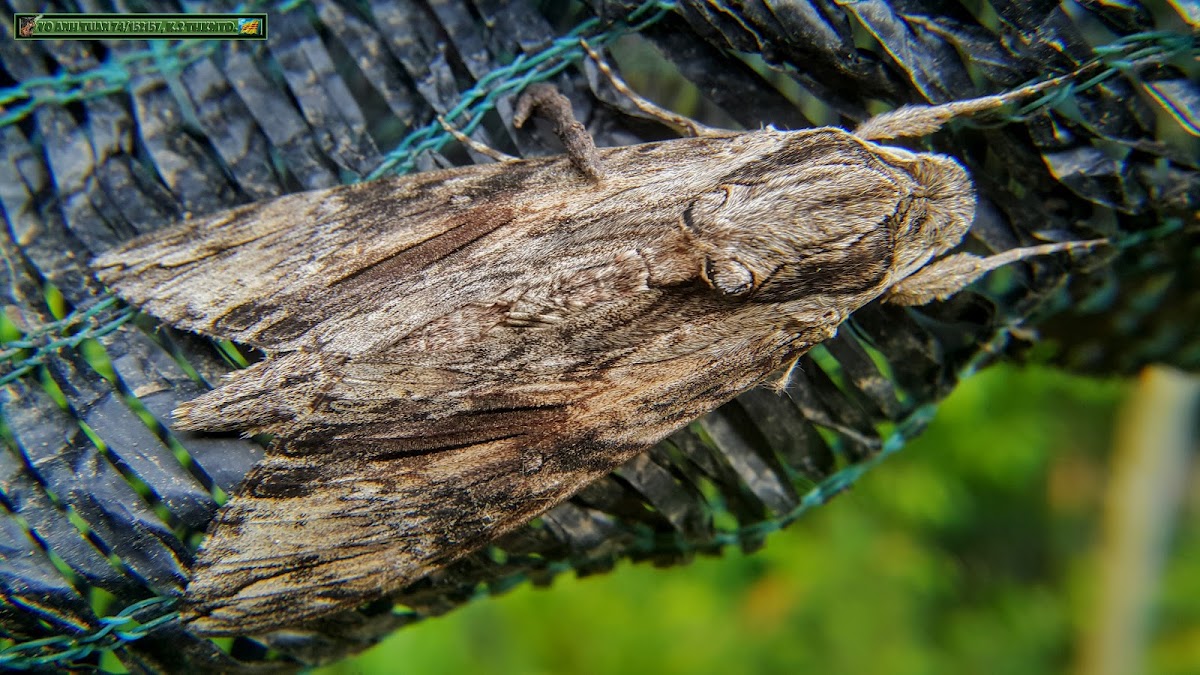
318,364 -> 1198,675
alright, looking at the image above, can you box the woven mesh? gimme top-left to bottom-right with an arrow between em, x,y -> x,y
1,0 -> 1196,671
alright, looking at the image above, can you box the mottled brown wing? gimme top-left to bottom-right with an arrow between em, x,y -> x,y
182,408 -> 600,635
91,160 -> 531,348
181,298 -> 833,635
91,138 -> 717,350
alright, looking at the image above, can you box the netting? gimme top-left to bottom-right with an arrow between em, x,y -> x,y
1,0 -> 1196,671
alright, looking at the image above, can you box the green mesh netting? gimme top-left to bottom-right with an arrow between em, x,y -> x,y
1,0 -> 1197,671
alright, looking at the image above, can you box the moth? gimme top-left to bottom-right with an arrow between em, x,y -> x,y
93,74 -> 1098,636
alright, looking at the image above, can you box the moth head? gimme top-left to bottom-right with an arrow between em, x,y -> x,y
880,150 -> 976,281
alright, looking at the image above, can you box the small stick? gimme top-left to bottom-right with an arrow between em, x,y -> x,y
514,83 -> 604,181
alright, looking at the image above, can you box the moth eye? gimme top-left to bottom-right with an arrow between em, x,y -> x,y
704,257 -> 755,297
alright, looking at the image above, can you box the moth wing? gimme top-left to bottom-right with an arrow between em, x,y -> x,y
182,291 -> 835,636
182,376 -> 650,636
182,428 -> 615,636
91,164 -> 522,347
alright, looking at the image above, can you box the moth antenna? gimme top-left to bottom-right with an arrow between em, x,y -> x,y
884,238 -> 1107,306
437,115 -> 518,163
578,38 -> 732,139
855,75 -> 1072,141
514,83 -> 604,181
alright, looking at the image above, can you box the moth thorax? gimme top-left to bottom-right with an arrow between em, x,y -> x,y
683,174 -> 899,303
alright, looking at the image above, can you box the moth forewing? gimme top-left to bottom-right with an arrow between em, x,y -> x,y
92,83 -> 1093,635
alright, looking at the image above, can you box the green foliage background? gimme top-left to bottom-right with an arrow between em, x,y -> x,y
318,365 -> 1198,674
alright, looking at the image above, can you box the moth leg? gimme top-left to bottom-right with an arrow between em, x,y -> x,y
580,38 -> 731,139
855,76 -> 1069,141
767,356 -> 803,393
884,239 -> 1105,306
514,83 -> 603,181
437,115 -> 518,163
